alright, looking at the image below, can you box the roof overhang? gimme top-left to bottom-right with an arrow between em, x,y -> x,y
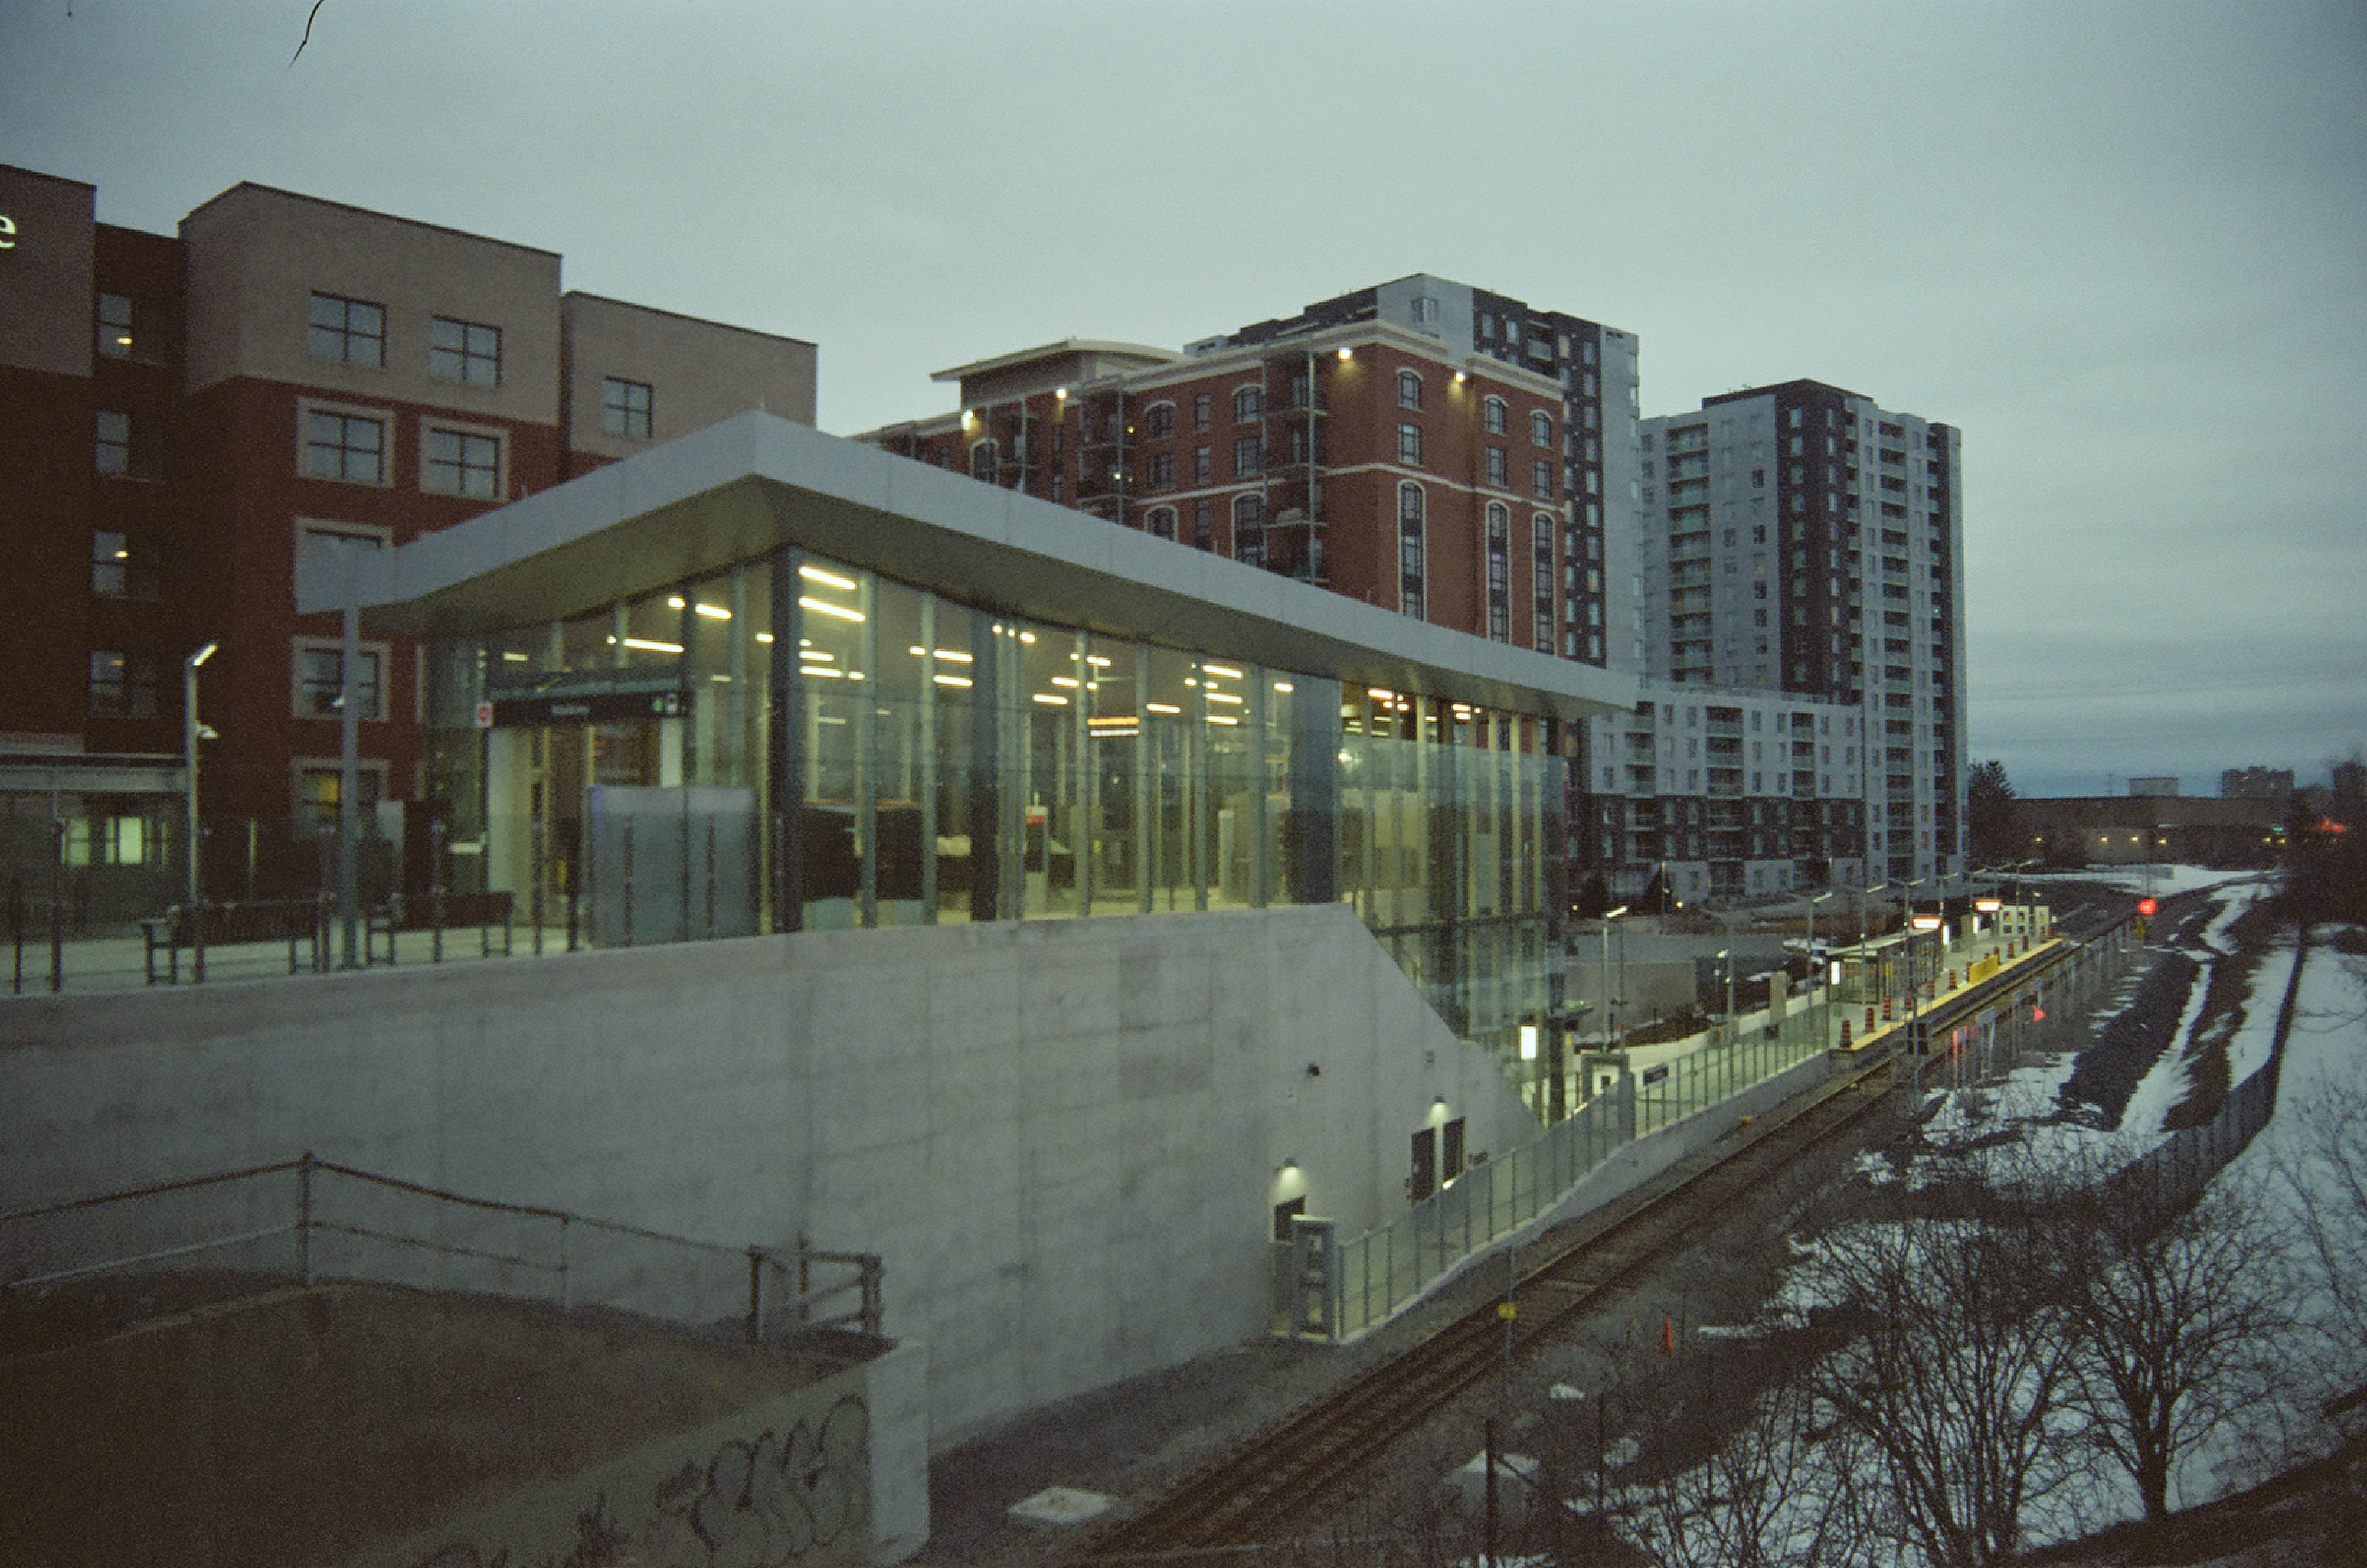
297,412 -> 1635,725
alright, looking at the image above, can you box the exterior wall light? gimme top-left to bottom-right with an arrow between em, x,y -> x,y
1336,347 -> 1352,361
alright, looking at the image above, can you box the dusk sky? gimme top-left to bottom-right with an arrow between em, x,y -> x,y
5,0 -> 2360,799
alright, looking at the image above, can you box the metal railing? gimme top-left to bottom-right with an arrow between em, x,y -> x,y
0,1152 -> 881,1351
1313,992 -> 1839,1340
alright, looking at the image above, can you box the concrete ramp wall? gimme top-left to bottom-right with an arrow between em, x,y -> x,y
1,904 -> 1538,1448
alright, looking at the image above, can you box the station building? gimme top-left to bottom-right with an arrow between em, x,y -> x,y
309,410 -> 1633,1068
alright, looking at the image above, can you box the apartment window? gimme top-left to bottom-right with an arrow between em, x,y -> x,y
603,377 -> 653,439
293,638 -> 388,722
293,763 -> 386,838
1146,401 -> 1176,439
1485,501 -> 1510,642
969,439 -> 998,482
94,410 -> 160,479
1234,436 -> 1263,477
1194,444 -> 1211,485
1532,458 -> 1554,498
423,426 -> 502,499
1233,385 -> 1262,423
1148,451 -> 1175,488
303,407 -> 387,485
1146,506 -> 1177,541
1485,448 -> 1507,488
1193,394 -> 1211,432
1192,498 -> 1212,550
1398,482 -> 1425,619
1232,493 -> 1265,566
1412,295 -> 1440,328
1530,410 -> 1552,446
90,531 -> 159,599
1397,422 -> 1423,466
430,315 -> 502,386
309,292 -> 385,367
96,292 -> 163,362
1397,369 -> 1423,410
1483,396 -> 1508,435
88,651 -> 158,717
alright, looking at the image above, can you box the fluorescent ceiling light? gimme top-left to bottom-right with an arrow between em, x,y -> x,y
1146,702 -> 1181,714
501,652 -> 530,663
799,564 -> 858,591
1205,691 -> 1243,704
800,596 -> 864,623
622,637 -> 682,654
1202,664 -> 1244,679
933,674 -> 973,688
1032,693 -> 1067,706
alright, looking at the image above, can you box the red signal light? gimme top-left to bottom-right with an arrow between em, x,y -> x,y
2137,897 -> 2157,918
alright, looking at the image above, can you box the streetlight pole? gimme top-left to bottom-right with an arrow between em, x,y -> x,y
1601,904 -> 1629,1058
182,640 -> 217,907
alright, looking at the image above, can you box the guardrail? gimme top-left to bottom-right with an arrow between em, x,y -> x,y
1302,992 -> 1840,1340
0,1152 -> 879,1352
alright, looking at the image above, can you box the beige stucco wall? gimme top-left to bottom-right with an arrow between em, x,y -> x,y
180,182 -> 562,421
0,165 -> 96,378
563,292 -> 816,459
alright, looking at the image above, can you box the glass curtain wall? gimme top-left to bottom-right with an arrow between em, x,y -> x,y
425,541 -> 1565,1075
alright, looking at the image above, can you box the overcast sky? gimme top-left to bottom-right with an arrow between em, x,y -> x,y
5,0 -> 2361,799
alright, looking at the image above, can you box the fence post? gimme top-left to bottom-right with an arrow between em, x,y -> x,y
49,818 -> 64,992
297,1150 -> 315,1287
747,1246 -> 765,1343
558,1214 -> 571,1313
863,1253 -> 884,1339
430,817 -> 446,965
9,874 -> 22,995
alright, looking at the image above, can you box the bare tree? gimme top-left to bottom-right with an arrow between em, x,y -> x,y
1801,1212 -> 2087,1568
1620,1358 -> 1872,1568
2043,1164 -> 2297,1521
2272,1073 -> 2367,1396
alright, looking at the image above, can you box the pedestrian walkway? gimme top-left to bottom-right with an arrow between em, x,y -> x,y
5,918 -> 580,998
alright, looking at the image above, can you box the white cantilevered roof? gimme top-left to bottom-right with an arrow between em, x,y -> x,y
296,411 -> 1635,724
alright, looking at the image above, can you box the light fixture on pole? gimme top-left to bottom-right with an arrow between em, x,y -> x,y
1600,905 -> 1629,1057
182,640 -> 217,908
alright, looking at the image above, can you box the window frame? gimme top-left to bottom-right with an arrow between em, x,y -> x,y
429,315 -> 503,387
308,292 -> 387,368
1144,400 -> 1176,439
420,420 -> 508,501
1482,396 -> 1509,436
293,517 -> 394,561
299,398 -> 391,487
1396,368 -> 1423,410
90,530 -> 161,600
290,635 -> 391,724
1397,422 -> 1423,467
602,377 -> 654,439
1232,384 -> 1262,424
87,650 -> 159,718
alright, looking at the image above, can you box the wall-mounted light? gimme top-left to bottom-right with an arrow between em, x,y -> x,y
1336,347 -> 1352,361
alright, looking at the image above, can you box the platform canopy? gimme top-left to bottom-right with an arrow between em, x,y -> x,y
296,410 -> 1634,727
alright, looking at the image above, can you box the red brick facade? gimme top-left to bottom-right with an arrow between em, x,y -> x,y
867,329 -> 1574,658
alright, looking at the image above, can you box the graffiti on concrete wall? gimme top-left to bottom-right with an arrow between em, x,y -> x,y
407,1394 -> 871,1568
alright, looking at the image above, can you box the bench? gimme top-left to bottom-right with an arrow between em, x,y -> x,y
364,890 -> 516,965
142,900 -> 323,985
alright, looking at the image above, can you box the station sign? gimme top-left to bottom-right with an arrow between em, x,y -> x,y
1912,915 -> 1943,931
1975,897 -> 2002,913
489,690 -> 685,726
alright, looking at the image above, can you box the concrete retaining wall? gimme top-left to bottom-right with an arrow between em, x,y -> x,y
0,903 -> 1538,1449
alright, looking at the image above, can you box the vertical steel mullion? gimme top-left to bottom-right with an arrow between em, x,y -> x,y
856,574 -> 878,928
919,597 -> 938,924
1130,641 -> 1151,913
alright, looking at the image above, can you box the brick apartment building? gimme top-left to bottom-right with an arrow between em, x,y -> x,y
0,164 -> 812,906
860,280 -> 1968,909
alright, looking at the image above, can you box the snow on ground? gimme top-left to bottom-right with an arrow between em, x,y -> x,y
2022,864 -> 2264,899
2221,939 -> 2304,1089
2120,959 -> 2217,1136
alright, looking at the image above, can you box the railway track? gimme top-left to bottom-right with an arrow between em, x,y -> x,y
1082,1048 -> 1902,1559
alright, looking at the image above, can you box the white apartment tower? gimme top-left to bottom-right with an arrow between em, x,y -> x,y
1573,380 -> 1966,905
